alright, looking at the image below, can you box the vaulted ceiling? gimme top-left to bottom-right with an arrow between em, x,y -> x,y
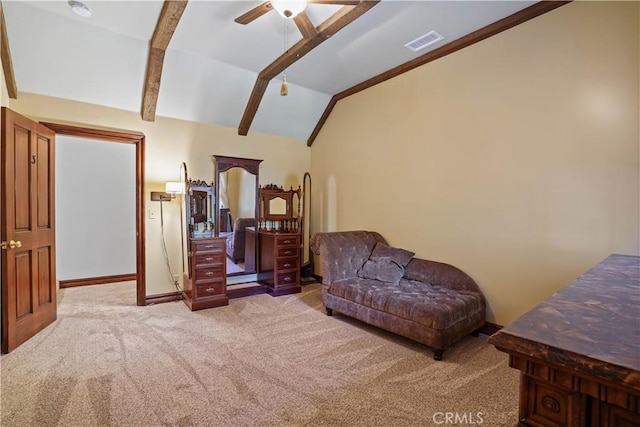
2,1 -> 567,144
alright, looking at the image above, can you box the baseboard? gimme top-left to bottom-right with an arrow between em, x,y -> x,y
146,291 -> 183,305
479,322 -> 502,336
59,273 -> 136,289
228,283 -> 267,299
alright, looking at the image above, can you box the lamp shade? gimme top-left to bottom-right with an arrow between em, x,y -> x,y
166,181 -> 185,194
271,0 -> 306,19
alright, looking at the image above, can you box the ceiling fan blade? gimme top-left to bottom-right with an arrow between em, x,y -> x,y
307,0 -> 361,5
234,1 -> 273,25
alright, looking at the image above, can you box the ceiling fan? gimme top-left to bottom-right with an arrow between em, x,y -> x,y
234,0 -> 361,26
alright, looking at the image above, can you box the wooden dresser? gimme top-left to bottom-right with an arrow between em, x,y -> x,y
258,231 -> 301,296
183,236 -> 228,310
488,254 -> 640,427
256,184 -> 303,297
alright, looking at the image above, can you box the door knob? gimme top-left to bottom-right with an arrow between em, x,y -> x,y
1,240 -> 22,250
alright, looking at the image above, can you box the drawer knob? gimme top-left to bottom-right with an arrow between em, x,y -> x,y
205,245 -> 215,249
206,287 -> 215,292
205,271 -> 214,276
284,263 -> 291,268
284,240 -> 291,244
205,257 -> 214,262
283,276 -> 291,282
284,250 -> 292,255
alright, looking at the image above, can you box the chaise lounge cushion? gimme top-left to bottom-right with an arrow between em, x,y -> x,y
327,278 -> 485,331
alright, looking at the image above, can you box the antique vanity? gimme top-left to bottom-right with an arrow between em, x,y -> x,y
257,184 -> 302,296
181,156 -> 305,309
182,179 -> 228,311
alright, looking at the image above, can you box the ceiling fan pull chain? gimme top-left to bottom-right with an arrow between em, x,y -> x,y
281,20 -> 289,96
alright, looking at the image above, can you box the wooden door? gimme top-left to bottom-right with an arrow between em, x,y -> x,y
1,108 -> 57,353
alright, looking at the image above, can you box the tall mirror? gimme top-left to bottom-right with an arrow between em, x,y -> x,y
301,172 -> 313,282
213,156 -> 262,280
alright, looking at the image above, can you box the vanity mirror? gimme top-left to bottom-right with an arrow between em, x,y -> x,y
269,197 -> 287,216
259,184 -> 300,224
213,156 -> 263,286
187,180 -> 213,236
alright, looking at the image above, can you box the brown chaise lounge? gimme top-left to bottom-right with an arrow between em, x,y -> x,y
310,230 -> 486,360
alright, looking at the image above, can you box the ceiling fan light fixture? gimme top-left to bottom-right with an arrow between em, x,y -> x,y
280,74 -> 288,96
68,0 -> 92,18
271,0 -> 306,19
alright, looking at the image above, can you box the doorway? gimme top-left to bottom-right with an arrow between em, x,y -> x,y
56,135 -> 136,289
41,123 -> 146,306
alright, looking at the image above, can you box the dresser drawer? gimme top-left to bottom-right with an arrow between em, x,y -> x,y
277,257 -> 298,271
195,268 -> 224,282
194,240 -> 224,253
277,246 -> 298,258
195,282 -> 225,299
195,253 -> 224,266
276,271 -> 298,286
276,235 -> 299,246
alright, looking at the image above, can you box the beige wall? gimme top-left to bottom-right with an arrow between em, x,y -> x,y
311,1 -> 640,325
8,93 -> 310,296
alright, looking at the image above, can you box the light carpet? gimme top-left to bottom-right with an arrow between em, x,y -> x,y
1,282 -> 519,426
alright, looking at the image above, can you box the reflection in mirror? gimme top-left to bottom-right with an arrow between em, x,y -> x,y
220,167 -> 256,276
269,197 -> 287,216
214,156 -> 262,284
225,168 -> 256,220
187,180 -> 213,236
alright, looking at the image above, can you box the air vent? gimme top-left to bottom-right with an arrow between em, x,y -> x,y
404,31 -> 444,53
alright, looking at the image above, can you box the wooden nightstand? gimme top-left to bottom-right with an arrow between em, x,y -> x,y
183,236 -> 228,310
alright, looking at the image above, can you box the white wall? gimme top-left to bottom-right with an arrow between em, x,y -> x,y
56,136 -> 136,280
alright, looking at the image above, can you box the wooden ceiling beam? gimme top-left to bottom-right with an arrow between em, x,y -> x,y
238,0 -> 379,136
307,0 -> 572,146
293,11 -> 318,39
141,0 -> 188,122
235,2 -> 272,25
0,1 -> 18,99
309,1 -> 361,5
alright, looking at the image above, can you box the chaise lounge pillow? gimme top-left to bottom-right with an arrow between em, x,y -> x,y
369,242 -> 415,267
357,256 -> 405,285
356,242 -> 416,284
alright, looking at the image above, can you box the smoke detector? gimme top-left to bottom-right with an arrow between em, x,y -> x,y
68,1 -> 92,18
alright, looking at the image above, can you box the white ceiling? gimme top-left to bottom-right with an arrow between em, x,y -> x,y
3,0 -> 536,141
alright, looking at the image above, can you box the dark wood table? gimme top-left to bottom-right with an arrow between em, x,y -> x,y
488,254 -> 640,427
